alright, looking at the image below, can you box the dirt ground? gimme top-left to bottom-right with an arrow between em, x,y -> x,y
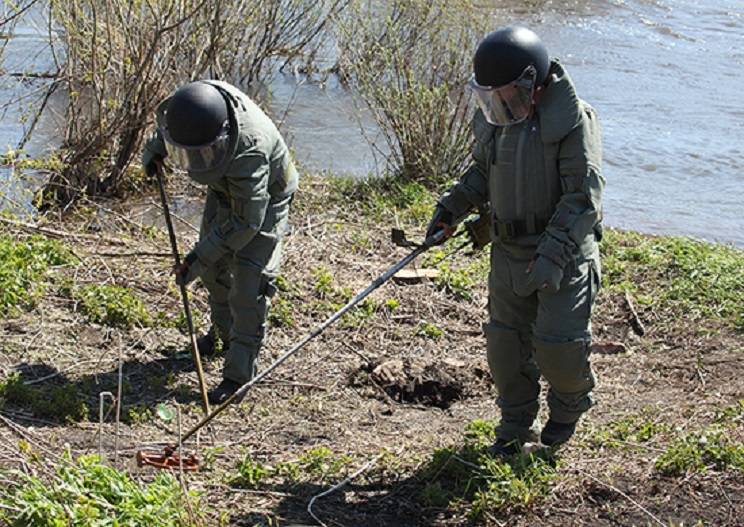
1,176 -> 742,526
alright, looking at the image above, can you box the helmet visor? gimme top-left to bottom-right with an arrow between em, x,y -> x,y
156,104 -> 231,172
469,65 -> 537,126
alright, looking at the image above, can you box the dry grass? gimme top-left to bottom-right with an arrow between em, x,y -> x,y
0,174 -> 742,526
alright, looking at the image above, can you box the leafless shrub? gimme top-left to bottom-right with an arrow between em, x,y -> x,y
15,0 -> 345,207
336,0 -> 488,188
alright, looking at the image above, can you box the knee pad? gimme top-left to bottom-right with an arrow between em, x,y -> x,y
533,338 -> 594,395
484,321 -> 525,392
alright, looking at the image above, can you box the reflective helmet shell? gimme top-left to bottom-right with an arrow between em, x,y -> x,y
473,26 -> 549,88
165,82 -> 229,146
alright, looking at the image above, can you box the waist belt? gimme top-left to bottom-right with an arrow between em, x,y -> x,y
493,215 -> 549,241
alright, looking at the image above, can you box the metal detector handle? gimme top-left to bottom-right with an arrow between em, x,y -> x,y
391,228 -> 446,249
177,230 -> 441,445
153,163 -> 211,416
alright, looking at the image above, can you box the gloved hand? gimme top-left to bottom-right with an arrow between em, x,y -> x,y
173,252 -> 202,286
522,255 -> 564,294
425,206 -> 455,245
142,133 -> 167,177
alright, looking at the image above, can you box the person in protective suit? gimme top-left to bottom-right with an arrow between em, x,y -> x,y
427,26 -> 604,455
142,81 -> 298,404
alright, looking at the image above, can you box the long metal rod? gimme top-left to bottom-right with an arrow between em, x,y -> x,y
153,163 -> 211,416
177,232 -> 443,445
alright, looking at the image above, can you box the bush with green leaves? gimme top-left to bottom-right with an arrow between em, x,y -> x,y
0,454 -> 201,526
0,235 -> 73,315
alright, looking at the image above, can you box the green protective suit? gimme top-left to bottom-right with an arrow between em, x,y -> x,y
146,81 -> 299,384
438,60 -> 604,441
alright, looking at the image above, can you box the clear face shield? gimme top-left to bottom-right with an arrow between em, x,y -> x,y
469,65 -> 537,126
156,102 -> 231,173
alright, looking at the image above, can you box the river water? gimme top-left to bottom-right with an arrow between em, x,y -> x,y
2,0 -> 743,246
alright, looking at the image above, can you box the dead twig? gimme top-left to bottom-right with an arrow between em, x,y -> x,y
307,451 -> 388,527
0,216 -> 128,246
623,291 -> 646,336
579,470 -> 665,527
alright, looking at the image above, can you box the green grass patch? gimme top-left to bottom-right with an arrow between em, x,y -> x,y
268,296 -> 295,327
714,399 -> 744,425
309,266 -> 378,327
0,454 -> 200,526
587,411 -> 669,449
417,419 -> 558,518
327,176 -> 436,225
231,455 -> 269,489
601,229 -> 744,330
228,446 -> 353,490
424,243 -> 489,301
0,373 -> 89,422
65,283 -> 151,328
655,428 -> 744,476
0,235 -> 73,315
417,321 -> 444,339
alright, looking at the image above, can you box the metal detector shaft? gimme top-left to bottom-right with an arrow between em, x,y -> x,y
153,163 -> 211,416
177,230 -> 445,445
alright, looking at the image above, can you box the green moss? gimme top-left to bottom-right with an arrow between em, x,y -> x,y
0,235 -> 73,315
0,454 -> 199,526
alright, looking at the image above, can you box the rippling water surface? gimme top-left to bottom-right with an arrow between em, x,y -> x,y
2,0 -> 742,246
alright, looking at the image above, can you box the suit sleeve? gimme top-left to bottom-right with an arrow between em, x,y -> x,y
193,150 -> 271,265
438,115 -> 492,222
537,105 -> 604,267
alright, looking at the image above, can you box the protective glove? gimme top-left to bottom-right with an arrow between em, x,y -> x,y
142,133 -> 167,177
521,255 -> 564,295
425,206 -> 454,245
173,251 -> 202,286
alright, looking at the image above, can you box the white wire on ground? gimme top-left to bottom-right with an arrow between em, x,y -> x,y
307,452 -> 387,527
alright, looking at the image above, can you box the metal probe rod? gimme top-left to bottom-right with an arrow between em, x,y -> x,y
177,231 -> 444,445
153,163 -> 211,416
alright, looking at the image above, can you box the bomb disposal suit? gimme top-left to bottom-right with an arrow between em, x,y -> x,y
430,27 -> 604,447
143,81 -> 298,394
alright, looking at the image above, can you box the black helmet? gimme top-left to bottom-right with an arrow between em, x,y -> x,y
165,82 -> 229,146
473,26 -> 549,88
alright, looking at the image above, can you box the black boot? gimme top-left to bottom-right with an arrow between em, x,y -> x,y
540,419 -> 577,447
208,379 -> 244,405
486,438 -> 522,458
197,328 -> 227,357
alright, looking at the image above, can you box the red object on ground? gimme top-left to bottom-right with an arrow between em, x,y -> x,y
136,446 -> 199,471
